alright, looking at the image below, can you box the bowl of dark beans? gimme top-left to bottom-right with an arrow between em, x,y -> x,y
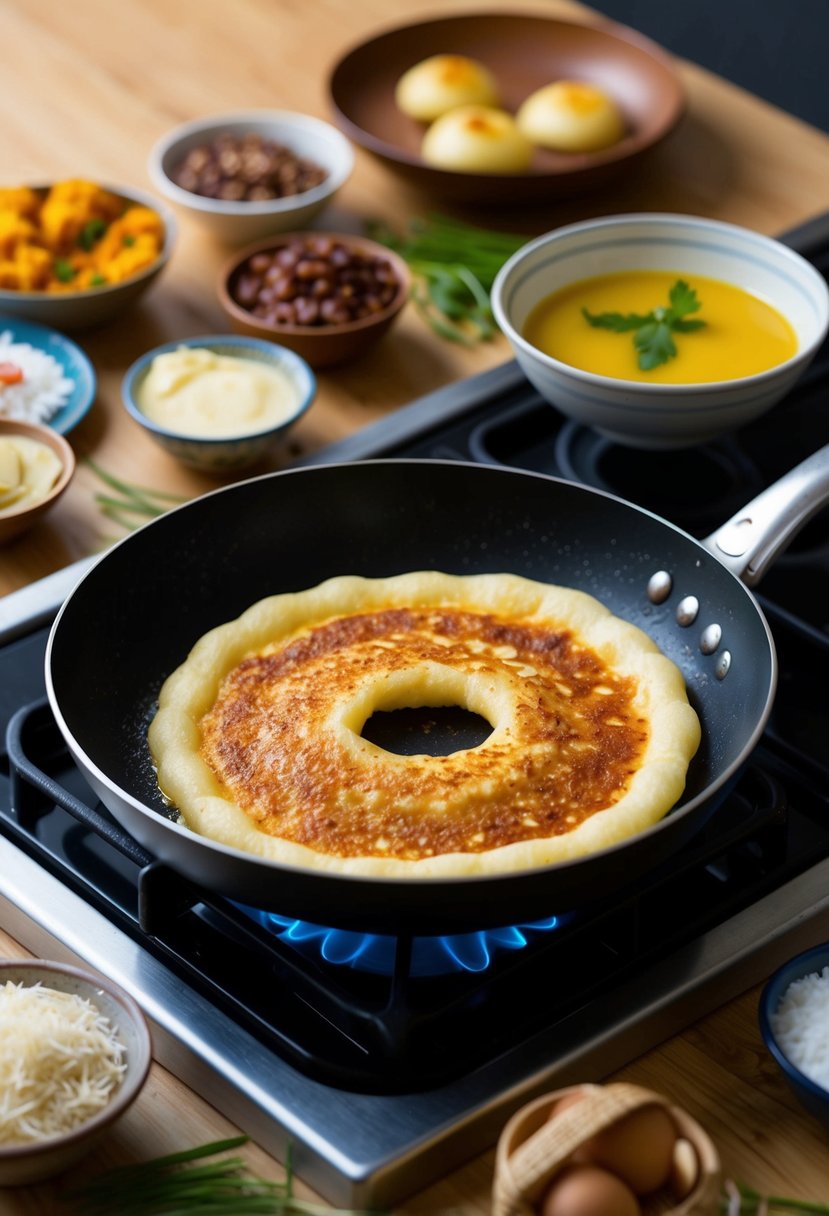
218,232 -> 411,367
148,110 -> 354,244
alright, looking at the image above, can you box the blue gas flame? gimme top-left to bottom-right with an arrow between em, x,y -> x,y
238,908 -> 563,977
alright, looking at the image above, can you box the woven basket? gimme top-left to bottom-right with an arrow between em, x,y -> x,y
492,1082 -> 721,1216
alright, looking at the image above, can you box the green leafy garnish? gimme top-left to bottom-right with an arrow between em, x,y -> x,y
722,1179 -> 829,1213
583,279 -> 706,371
53,258 -> 76,283
65,1137 -> 388,1215
78,217 -> 107,250
89,272 -> 107,286
122,233 -> 136,246
367,213 -> 527,345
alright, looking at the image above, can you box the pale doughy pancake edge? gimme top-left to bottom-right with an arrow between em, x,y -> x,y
148,571 -> 701,878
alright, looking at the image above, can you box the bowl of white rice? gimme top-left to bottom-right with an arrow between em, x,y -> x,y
0,319 -> 96,433
759,941 -> 829,1129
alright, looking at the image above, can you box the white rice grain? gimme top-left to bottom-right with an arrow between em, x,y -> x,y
0,330 -> 75,424
770,964 -> 829,1088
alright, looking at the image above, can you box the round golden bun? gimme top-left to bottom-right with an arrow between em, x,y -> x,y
421,105 -> 533,173
516,80 -> 625,152
395,54 -> 500,122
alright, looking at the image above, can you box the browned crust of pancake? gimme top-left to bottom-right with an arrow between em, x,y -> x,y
148,572 -> 701,878
200,606 -> 647,860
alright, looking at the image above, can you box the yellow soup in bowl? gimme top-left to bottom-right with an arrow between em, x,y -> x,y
522,269 -> 798,384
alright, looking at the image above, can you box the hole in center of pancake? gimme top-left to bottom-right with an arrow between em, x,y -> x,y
360,706 -> 494,756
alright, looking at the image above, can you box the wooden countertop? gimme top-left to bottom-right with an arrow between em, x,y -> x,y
1,0 -> 829,1211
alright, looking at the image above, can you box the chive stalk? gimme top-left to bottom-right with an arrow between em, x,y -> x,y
66,1137 -> 387,1215
86,458 -> 189,532
367,213 -> 527,344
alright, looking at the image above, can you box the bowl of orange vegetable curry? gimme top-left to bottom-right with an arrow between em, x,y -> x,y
0,180 -> 176,331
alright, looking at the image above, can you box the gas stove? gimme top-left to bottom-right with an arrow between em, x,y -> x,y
2,215 -> 829,1209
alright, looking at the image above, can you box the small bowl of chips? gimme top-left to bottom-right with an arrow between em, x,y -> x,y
0,418 -> 76,545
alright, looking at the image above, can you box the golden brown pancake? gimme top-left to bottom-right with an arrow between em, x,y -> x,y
148,572 -> 700,877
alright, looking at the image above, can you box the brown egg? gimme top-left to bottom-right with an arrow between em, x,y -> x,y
574,1103 -> 678,1195
549,1089 -> 587,1119
670,1137 -> 699,1200
539,1164 -> 642,1216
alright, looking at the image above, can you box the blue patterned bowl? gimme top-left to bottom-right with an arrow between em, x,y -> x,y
759,941 -> 829,1131
0,316 -> 95,434
122,334 -> 316,472
491,212 -> 829,450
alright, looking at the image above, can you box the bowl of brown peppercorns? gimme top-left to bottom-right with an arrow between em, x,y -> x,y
148,110 -> 354,244
217,231 -> 411,367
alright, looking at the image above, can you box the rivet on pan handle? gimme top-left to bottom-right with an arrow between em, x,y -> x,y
704,443 -> 829,586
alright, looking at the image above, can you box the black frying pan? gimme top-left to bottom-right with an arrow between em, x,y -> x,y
45,454 -> 829,934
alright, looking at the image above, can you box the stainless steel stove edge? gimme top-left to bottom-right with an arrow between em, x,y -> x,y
0,555 -> 99,644
1,830 -> 828,1208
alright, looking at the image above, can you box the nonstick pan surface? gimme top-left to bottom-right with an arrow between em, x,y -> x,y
47,459 -> 778,934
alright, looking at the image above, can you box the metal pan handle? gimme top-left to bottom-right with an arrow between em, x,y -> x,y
704,443 -> 829,585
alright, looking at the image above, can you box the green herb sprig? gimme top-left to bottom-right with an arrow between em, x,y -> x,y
54,257 -> 76,283
367,213 -> 526,345
722,1179 -> 829,1214
582,279 -> 706,371
66,1137 -> 387,1216
86,459 -> 188,532
78,217 -> 107,251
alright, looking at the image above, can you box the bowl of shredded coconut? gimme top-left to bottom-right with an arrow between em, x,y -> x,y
0,959 -> 151,1185
0,319 -> 95,433
760,941 -> 829,1130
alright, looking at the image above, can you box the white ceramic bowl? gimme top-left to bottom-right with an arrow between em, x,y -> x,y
122,334 -> 317,472
0,959 -> 151,1186
148,110 -> 355,244
0,183 -> 175,331
491,212 -> 829,449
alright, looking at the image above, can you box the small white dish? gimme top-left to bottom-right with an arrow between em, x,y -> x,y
148,109 -> 355,244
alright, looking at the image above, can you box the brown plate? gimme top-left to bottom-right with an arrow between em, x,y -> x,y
328,10 -> 685,203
